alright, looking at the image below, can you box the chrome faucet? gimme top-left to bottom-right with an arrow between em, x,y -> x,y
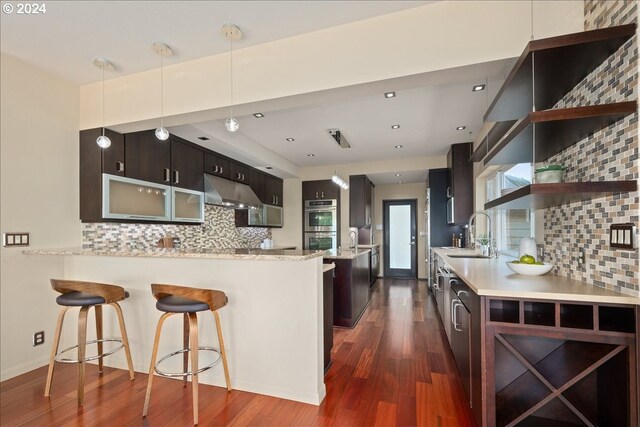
467,211 -> 493,256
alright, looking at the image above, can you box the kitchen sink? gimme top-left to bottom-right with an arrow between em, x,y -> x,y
447,254 -> 491,259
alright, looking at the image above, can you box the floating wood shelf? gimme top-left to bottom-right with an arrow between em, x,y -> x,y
485,24 -> 636,122
470,120 -> 518,162
483,101 -> 637,165
485,181 -> 637,210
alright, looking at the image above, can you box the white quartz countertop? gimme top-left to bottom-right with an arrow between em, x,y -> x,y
432,247 -> 639,305
323,248 -> 371,260
24,247 -> 323,261
323,263 -> 336,273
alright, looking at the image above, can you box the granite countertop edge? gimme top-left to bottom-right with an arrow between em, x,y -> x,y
23,247 -> 324,261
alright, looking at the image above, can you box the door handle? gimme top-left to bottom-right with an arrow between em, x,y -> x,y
321,191 -> 325,197
163,168 -> 170,183
116,161 -> 125,173
219,166 -> 223,174
452,299 -> 462,331
409,242 -> 416,245
173,170 -> 180,184
213,165 -> 219,173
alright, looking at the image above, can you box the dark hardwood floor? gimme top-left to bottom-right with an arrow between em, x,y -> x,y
0,278 -> 474,426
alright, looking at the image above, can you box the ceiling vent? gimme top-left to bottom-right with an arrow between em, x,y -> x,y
328,129 -> 351,149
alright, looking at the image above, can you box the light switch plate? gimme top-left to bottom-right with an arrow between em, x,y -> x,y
3,232 -> 30,247
610,223 -> 635,250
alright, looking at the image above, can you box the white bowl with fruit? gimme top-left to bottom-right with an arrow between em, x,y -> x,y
506,254 -> 553,276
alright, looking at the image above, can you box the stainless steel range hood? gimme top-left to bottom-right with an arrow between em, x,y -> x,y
204,174 -> 262,209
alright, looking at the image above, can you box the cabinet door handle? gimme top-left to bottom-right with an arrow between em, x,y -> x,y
272,195 -> 275,204
173,170 -> 180,184
242,173 -> 245,181
236,172 -> 241,180
163,168 -> 170,182
219,166 -> 223,174
213,165 -> 219,173
116,161 -> 125,173
315,192 -> 319,198
452,300 -> 463,332
321,191 -> 324,198
276,196 -> 279,205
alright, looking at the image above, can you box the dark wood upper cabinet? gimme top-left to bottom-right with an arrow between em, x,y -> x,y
80,127 -> 126,221
204,152 -> 230,179
229,160 -> 250,184
302,180 -> 340,201
249,169 -> 266,202
349,175 -> 374,228
101,129 -> 125,176
125,130 -> 171,185
266,175 -> 283,207
170,137 -> 203,191
447,142 -> 473,225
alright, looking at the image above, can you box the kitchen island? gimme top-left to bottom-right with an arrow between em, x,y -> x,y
25,247 -> 326,405
324,248 -> 371,327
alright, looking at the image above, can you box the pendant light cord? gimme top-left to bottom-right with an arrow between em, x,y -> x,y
160,54 -> 164,128
229,35 -> 234,119
102,68 -> 106,137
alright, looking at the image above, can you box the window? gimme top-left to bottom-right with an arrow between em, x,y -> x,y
486,163 -> 534,257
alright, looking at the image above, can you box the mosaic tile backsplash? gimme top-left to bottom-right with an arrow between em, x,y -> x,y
82,205 -> 271,251
542,0 -> 638,296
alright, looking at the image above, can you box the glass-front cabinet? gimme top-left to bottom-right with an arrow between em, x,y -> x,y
102,174 -> 204,222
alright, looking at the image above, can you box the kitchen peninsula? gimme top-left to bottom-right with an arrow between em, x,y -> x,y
324,248 -> 371,327
25,247 -> 327,405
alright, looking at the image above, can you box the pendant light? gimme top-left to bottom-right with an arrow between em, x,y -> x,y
151,42 -> 173,141
222,24 -> 242,132
93,58 -> 114,148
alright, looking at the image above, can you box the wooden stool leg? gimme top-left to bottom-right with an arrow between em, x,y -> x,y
77,306 -> 90,406
183,313 -> 189,387
111,303 -> 135,380
143,312 -> 172,418
188,312 -> 199,425
213,310 -> 231,391
44,307 -> 70,397
95,305 -> 103,374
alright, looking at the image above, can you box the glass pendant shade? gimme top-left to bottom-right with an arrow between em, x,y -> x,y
96,134 -> 112,149
225,117 -> 239,132
155,127 -> 169,140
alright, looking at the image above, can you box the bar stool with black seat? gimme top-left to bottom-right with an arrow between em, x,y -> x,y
143,284 -> 231,425
45,279 -> 135,405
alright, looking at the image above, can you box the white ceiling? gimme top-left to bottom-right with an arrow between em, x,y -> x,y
1,0 -> 515,185
0,0 -> 434,84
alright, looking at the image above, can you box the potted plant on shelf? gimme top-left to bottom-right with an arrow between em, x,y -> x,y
535,164 -> 567,183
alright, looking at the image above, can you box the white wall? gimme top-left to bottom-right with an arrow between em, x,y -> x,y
0,54 -> 81,380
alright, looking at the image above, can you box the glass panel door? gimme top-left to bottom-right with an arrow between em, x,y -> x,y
103,174 -> 171,220
172,187 -> 204,223
383,199 -> 417,278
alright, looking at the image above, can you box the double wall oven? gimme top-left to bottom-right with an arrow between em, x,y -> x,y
304,199 -> 338,251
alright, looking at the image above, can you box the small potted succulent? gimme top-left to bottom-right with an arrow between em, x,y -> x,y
476,234 -> 490,256
535,164 -> 567,183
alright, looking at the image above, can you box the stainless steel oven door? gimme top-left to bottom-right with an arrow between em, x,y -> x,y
304,207 -> 338,232
304,232 -> 337,251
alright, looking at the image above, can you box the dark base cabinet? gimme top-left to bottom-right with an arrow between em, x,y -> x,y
323,268 -> 334,372
484,298 -> 637,427
326,254 -> 370,328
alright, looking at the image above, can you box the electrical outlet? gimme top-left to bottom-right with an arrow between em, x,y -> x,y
577,248 -> 585,266
33,331 -> 45,346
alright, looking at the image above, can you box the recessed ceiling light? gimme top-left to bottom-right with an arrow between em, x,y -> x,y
472,84 -> 486,92
384,91 -> 396,98
197,136 -> 210,141
391,124 -> 400,129
395,145 -> 403,149
456,126 -> 466,130
286,138 -> 295,142
253,113 -> 264,118
395,173 -> 401,177
307,153 -> 315,157
398,181 -> 403,184
265,166 -> 273,170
